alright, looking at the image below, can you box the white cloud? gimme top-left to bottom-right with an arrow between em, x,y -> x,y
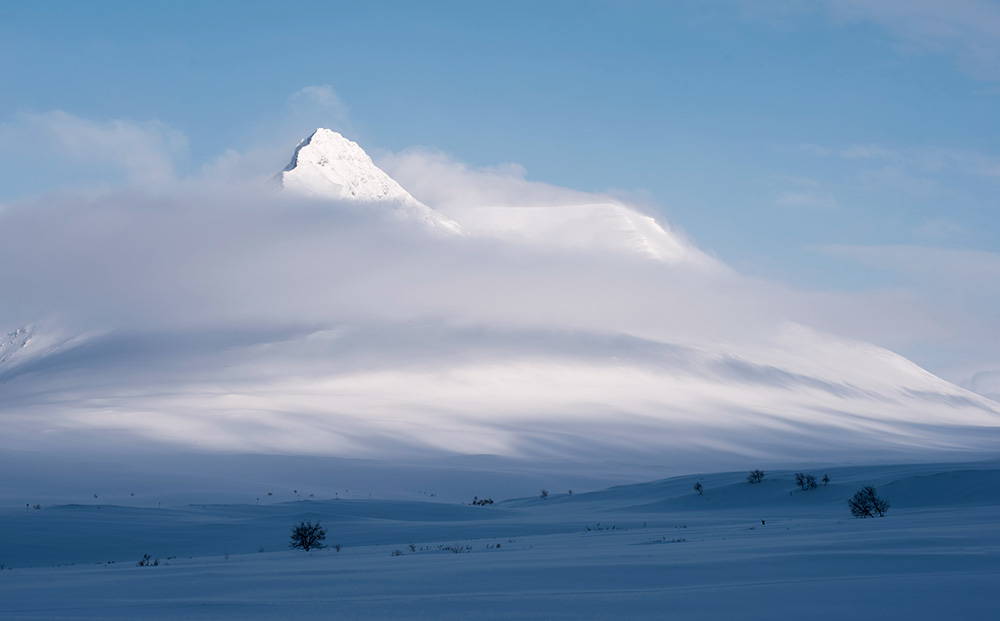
802,142 -> 1000,179
819,244 -> 1000,386
380,148 -> 599,210
0,111 -> 186,187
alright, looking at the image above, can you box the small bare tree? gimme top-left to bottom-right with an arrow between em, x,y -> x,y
794,473 -> 817,491
848,486 -> 890,518
822,474 -> 831,486
747,470 -> 765,484
539,489 -> 549,500
693,482 -> 704,496
289,521 -> 327,551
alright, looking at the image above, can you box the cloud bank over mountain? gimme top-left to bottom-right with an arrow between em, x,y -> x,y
0,118 -> 997,469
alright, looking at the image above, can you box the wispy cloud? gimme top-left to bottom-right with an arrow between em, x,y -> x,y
802,142 -> 1000,179
827,0 -> 1000,81
0,111 -> 186,189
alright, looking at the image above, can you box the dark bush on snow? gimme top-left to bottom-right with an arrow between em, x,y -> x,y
693,482 -> 704,496
471,496 -> 494,506
794,473 -> 818,491
289,521 -> 327,551
747,470 -> 765,484
848,486 -> 890,518
137,553 -> 159,567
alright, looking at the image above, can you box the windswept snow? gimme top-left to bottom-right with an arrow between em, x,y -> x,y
1,323 -> 997,466
0,326 -> 32,365
442,202 -> 708,264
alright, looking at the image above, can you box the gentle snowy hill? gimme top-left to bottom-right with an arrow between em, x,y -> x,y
2,461 -> 997,568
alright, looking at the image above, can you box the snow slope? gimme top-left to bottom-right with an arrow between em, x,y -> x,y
444,202 -> 706,264
1,462 -> 998,619
1,322 -> 996,470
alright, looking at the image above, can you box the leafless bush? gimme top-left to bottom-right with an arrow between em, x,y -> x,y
848,486 -> 890,518
747,470 -> 765,484
289,521 -> 327,551
136,553 -> 159,567
794,473 -> 818,491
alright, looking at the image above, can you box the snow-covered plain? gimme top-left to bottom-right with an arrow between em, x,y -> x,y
1,461 -> 998,619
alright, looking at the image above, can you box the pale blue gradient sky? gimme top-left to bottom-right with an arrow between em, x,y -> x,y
1,0 -> 999,384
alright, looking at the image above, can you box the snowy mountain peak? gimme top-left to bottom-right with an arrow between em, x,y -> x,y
281,128 -> 415,203
280,129 -> 461,233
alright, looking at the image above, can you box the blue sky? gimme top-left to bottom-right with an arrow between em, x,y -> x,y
1,0 -> 999,384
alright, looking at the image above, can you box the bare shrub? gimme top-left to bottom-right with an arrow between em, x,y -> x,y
747,470 -> 765,484
794,473 -> 818,491
137,553 -> 159,567
289,521 -> 327,551
848,486 -> 890,518
693,482 -> 704,496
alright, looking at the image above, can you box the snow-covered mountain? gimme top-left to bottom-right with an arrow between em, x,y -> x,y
280,128 -> 462,233
282,129 -> 714,266
1,129 -> 997,473
280,129 -> 416,204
